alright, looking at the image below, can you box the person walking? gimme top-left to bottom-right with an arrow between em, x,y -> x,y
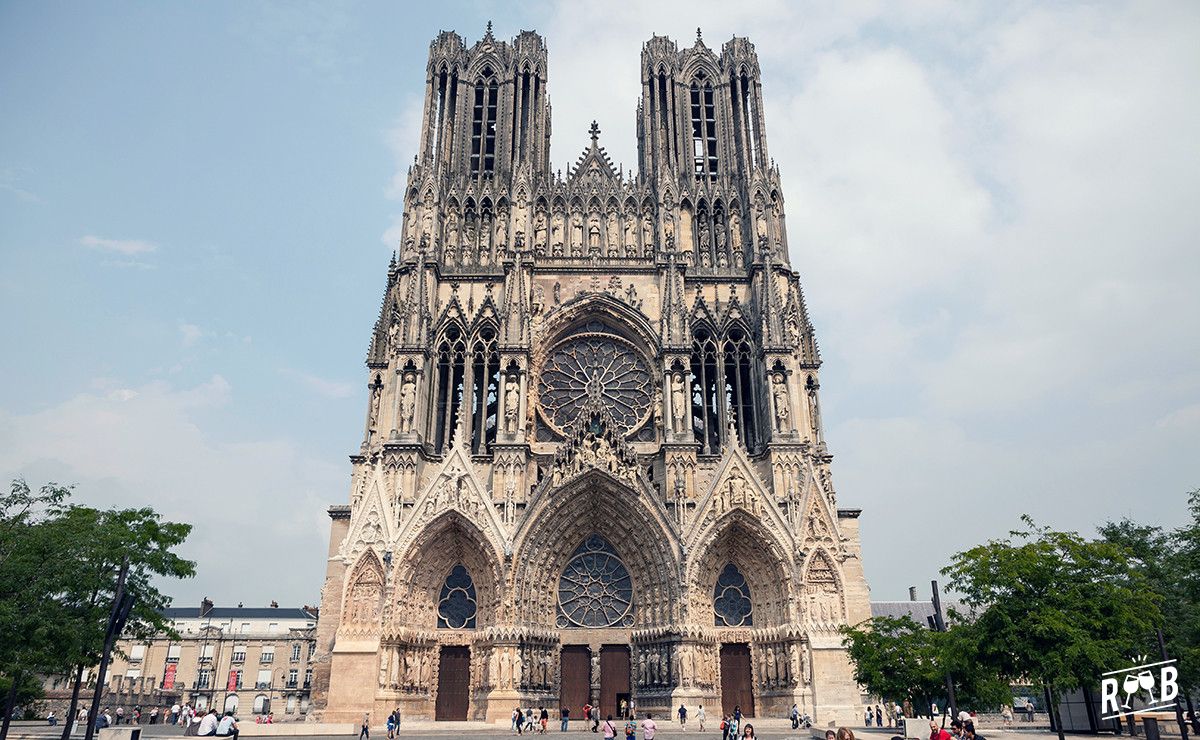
697,706 -> 705,732
791,704 -> 799,729
678,705 -> 687,730
740,724 -> 755,740
561,707 -> 570,732
359,712 -> 370,740
875,705 -> 883,728
541,707 -> 550,734
591,706 -> 599,733
721,715 -> 731,740
641,714 -> 657,740
386,711 -> 396,739
516,708 -> 526,735
623,716 -> 636,740
864,707 -> 872,727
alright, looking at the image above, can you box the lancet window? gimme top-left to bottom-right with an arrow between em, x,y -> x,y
691,323 -> 760,453
690,73 -> 718,181
429,65 -> 458,168
432,325 -> 467,453
470,69 -> 498,177
469,326 -> 500,454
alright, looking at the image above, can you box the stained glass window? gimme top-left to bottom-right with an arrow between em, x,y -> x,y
557,535 -> 634,628
437,564 -> 478,629
538,333 -> 652,435
713,562 -> 753,627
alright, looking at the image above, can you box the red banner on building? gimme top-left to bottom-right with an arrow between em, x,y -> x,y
227,670 -> 238,692
163,663 -> 177,690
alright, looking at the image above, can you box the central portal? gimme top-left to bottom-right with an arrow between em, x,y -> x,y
599,645 -> 630,720
720,643 -> 755,717
560,645 -> 591,719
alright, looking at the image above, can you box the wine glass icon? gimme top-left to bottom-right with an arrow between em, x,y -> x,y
1138,669 -> 1157,704
1122,672 -> 1141,709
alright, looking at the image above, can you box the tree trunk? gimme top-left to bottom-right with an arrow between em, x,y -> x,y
1,669 -> 22,740
61,664 -> 86,740
1047,685 -> 1066,740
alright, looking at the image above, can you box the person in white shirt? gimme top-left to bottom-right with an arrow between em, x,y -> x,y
198,709 -> 220,736
216,712 -> 239,740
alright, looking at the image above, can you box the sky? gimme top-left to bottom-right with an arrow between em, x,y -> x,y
1,1 -> 1197,609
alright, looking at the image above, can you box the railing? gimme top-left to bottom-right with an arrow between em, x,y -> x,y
255,682 -> 271,689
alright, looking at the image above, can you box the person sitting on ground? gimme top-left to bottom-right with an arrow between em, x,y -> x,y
963,722 -> 984,740
216,711 -> 239,740
950,720 -> 964,738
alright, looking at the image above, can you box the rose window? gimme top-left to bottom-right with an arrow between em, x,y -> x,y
557,535 -> 634,628
538,333 -> 652,435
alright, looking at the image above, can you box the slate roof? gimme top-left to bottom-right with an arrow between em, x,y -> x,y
871,600 -> 969,624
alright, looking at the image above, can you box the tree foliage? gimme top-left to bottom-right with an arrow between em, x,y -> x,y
1100,488 -> 1200,693
841,615 -> 946,713
942,515 -> 1162,700
0,478 -> 196,731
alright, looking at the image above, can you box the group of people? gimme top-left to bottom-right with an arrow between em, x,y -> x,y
929,714 -> 987,740
179,708 -> 240,739
511,706 -> 554,734
674,704 -> 707,731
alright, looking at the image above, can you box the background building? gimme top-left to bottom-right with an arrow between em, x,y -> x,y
312,26 -> 872,724
44,600 -> 318,720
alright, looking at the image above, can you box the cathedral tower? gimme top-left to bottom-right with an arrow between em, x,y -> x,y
311,26 -> 871,726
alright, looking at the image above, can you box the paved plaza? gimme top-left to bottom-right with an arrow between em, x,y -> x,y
1,721 -> 1130,740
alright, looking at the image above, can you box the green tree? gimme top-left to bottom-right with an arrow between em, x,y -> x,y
0,480 -> 195,740
1101,488 -> 1200,722
0,480 -> 72,739
52,505 -> 195,740
943,516 -> 1162,740
841,615 -> 947,716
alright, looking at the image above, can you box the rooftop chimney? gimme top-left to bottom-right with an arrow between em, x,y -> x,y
200,597 -> 214,617
908,586 -> 917,602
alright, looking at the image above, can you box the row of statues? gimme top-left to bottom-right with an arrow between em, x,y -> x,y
409,195 -> 787,268
378,643 -> 435,692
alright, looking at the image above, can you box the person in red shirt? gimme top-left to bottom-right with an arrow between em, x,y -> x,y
929,720 -> 952,740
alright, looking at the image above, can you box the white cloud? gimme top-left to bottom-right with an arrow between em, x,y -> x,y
179,322 -> 205,348
282,368 -> 355,399
79,234 -> 158,256
0,375 -> 339,605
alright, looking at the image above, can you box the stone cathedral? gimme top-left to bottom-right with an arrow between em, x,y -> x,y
311,26 -> 871,725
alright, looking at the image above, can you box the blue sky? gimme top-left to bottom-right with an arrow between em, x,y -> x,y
2,1 -> 1198,608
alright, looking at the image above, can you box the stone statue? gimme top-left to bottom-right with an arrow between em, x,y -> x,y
534,210 -> 547,248
531,284 -> 545,317
772,372 -> 789,431
671,372 -> 688,433
504,377 -> 520,434
399,373 -> 417,433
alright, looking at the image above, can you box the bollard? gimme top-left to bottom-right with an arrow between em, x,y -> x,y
1143,717 -> 1160,740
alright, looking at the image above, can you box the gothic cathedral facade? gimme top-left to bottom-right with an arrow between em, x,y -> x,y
312,26 -> 871,725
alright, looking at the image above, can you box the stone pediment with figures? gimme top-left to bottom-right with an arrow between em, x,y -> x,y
543,408 -> 641,490
395,440 -> 508,560
339,478 -> 394,565
685,444 -> 794,554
